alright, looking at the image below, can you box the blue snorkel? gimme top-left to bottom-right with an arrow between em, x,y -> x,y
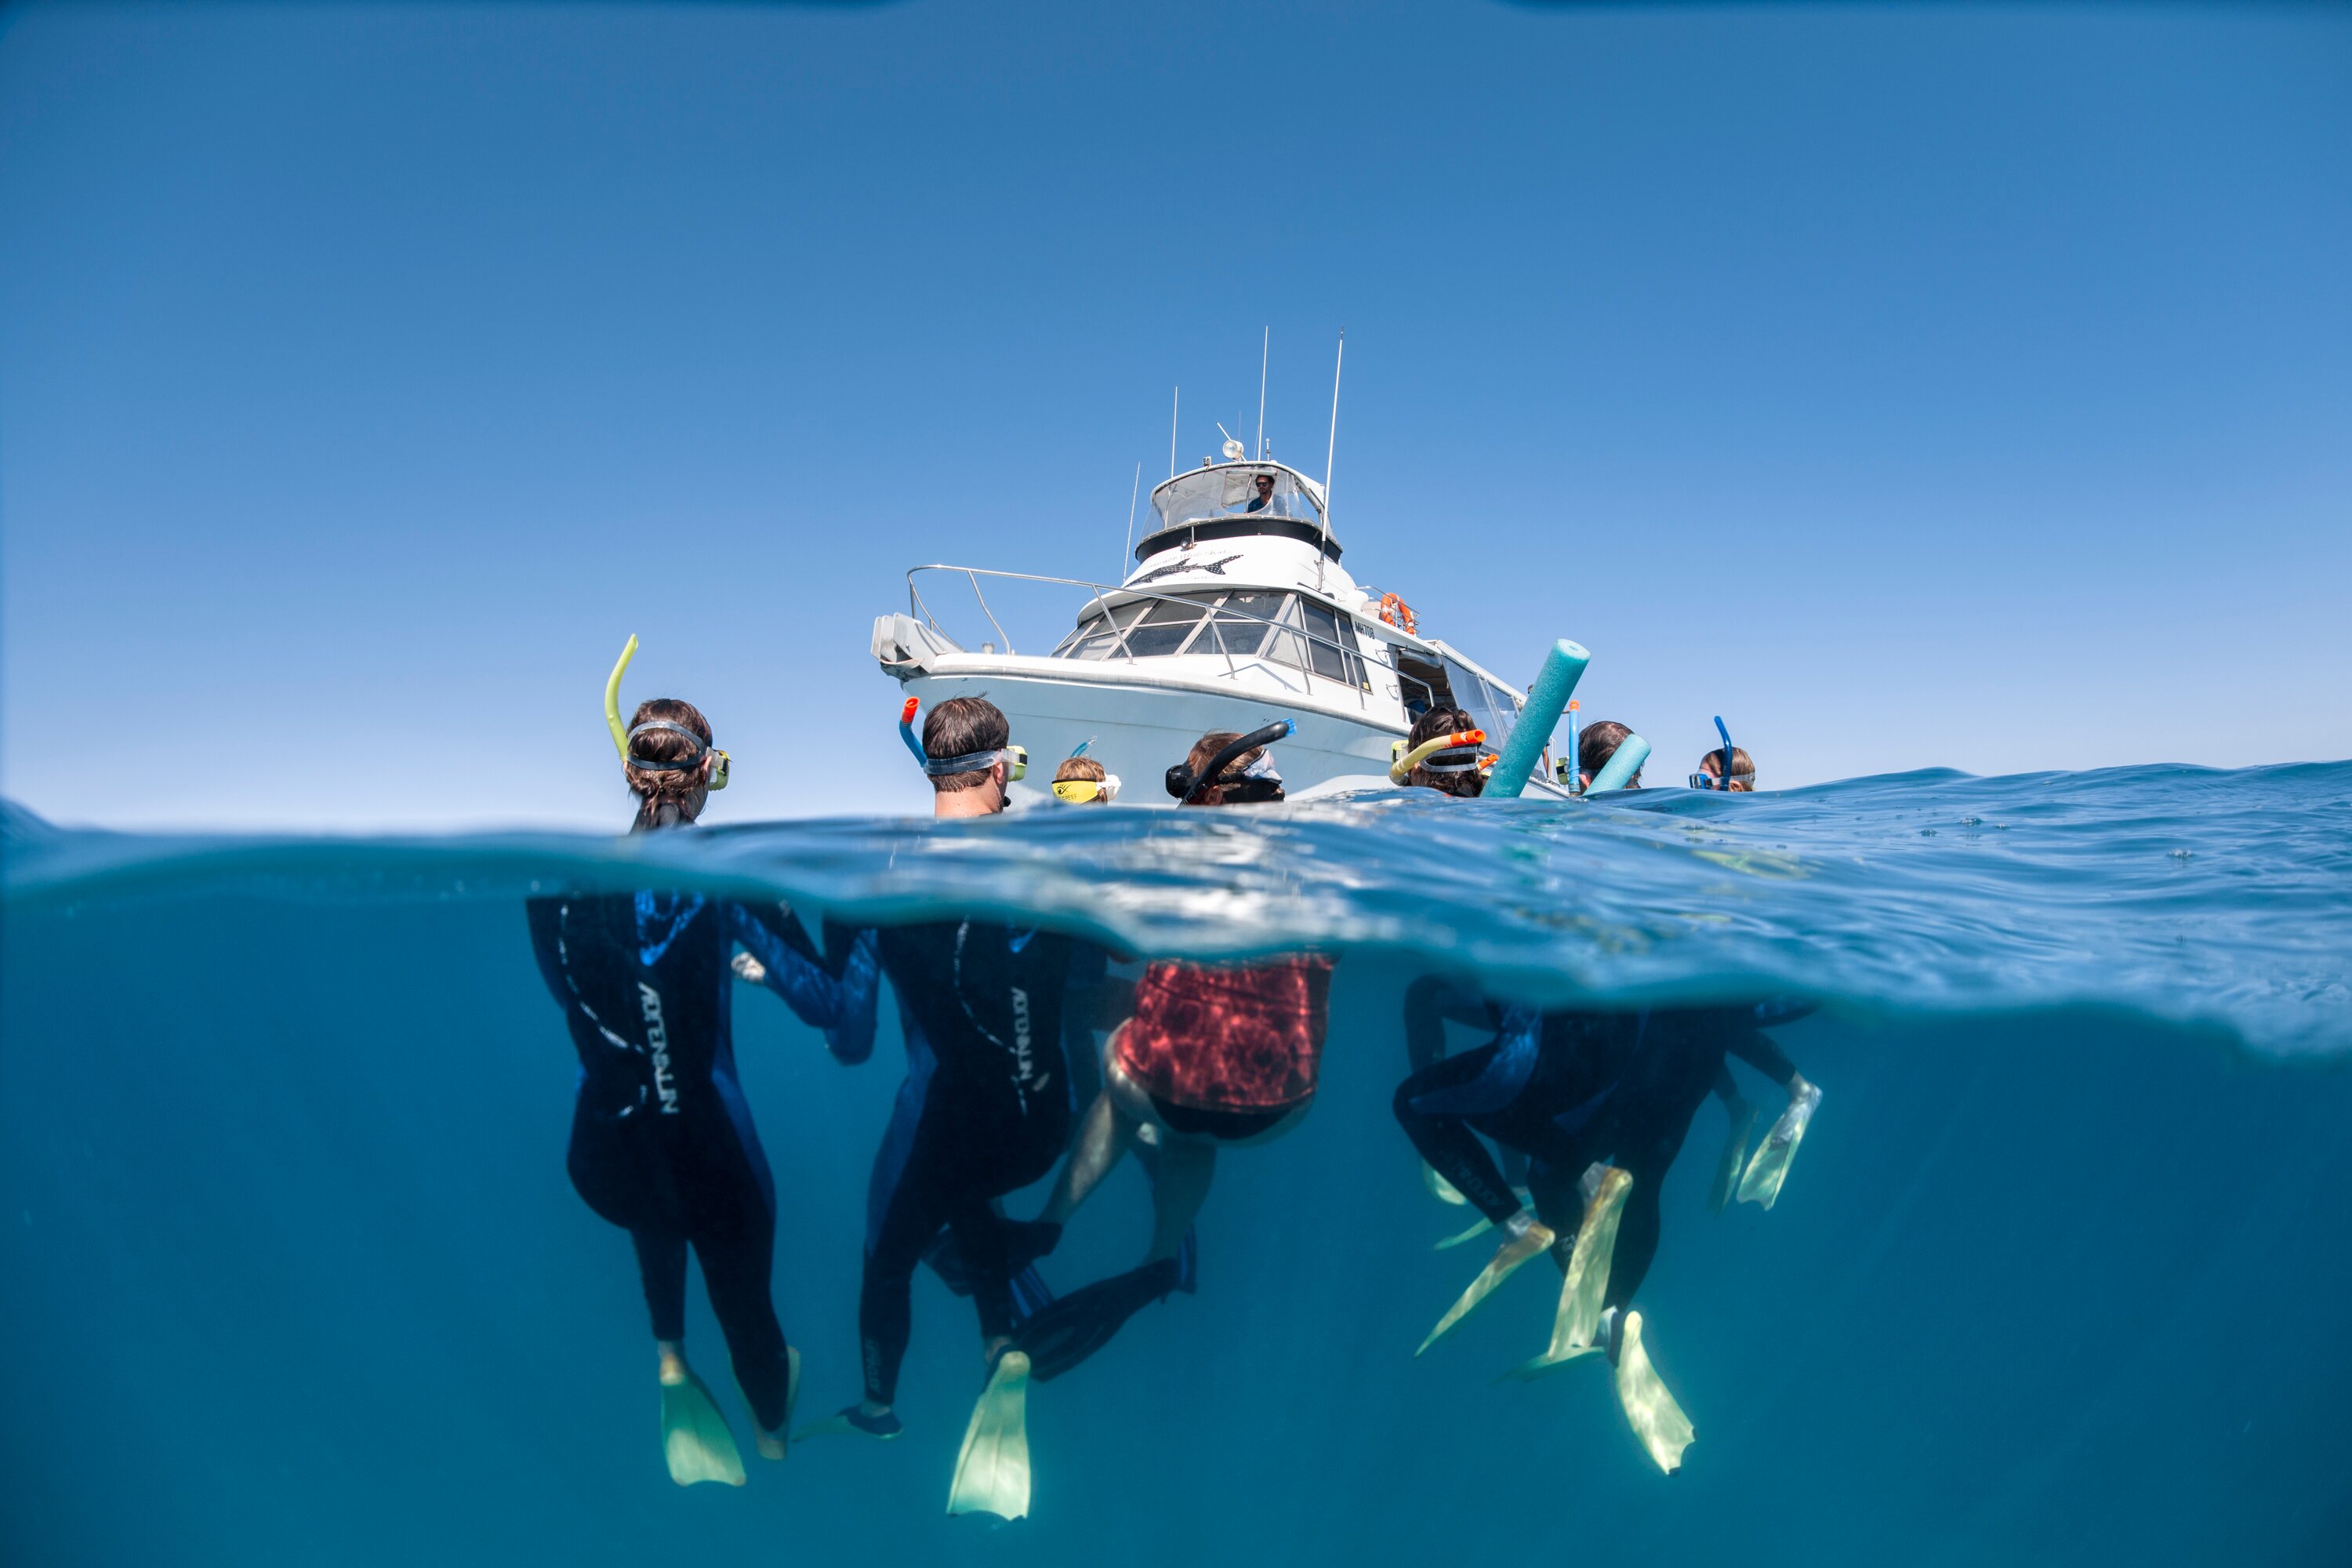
898,698 -> 929,768
1710,716 -> 1733,791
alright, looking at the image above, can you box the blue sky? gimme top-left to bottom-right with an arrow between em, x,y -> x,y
3,1 -> 2347,830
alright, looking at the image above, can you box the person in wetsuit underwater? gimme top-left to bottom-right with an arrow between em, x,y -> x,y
793,696 -> 1083,1449
526,695 -> 874,1486
1395,1001 -> 1820,1363
1011,726 -> 1333,1381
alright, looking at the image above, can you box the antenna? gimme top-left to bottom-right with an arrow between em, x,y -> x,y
1256,327 -> 1269,459
1319,330 -> 1344,591
1121,460 -> 1141,581
1168,387 -> 1180,479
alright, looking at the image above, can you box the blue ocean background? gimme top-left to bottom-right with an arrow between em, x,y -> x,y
5,762 -> 2351,1565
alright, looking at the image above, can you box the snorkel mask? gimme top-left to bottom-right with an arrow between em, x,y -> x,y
605,634 -> 729,788
1167,720 -> 1294,804
1390,728 -> 1488,785
898,698 -> 1027,782
1051,739 -> 1120,803
1688,715 -> 1752,791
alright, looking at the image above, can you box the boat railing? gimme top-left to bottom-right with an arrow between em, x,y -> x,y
904,564 -> 1376,707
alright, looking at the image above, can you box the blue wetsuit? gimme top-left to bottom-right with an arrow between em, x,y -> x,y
527,891 -> 872,1431
859,920 -> 1078,1405
1395,1006 -> 1798,1316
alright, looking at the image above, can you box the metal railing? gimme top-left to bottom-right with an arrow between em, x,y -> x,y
905,564 -> 1377,708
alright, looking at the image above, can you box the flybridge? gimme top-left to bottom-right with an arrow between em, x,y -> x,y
1133,462 -> 1339,564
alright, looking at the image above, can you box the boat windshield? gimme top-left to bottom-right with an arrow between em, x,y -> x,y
1149,466 -> 1325,530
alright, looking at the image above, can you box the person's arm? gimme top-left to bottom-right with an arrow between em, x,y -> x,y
729,902 -> 880,1064
524,897 -> 574,1010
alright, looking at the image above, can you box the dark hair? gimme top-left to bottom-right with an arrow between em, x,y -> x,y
1699,745 -> 1755,786
625,697 -> 712,832
1577,720 -> 1635,780
1181,730 -> 1261,807
1406,705 -> 1484,798
923,696 -> 1010,793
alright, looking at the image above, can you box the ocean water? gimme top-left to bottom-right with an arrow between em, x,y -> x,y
4,763 -> 2350,1566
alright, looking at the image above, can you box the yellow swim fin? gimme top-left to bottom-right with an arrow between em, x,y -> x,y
946,1350 -> 1033,1521
1613,1310 -> 1694,1474
1509,1166 -> 1632,1380
1416,1218 -> 1556,1356
1737,1080 -> 1822,1210
659,1366 -> 746,1487
1436,1214 -> 1495,1250
1710,1102 -> 1759,1215
1424,1163 -> 1469,1206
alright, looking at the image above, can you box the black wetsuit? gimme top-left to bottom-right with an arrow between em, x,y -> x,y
860,920 -> 1076,1405
527,891 -> 872,1431
1394,1005 -> 1798,1316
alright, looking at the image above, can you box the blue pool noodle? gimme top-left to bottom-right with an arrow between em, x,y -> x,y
1487,639 -> 1592,799
1586,734 -> 1651,794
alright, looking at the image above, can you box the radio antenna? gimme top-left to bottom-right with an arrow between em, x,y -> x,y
1168,387 -> 1179,479
1255,326 -> 1269,459
1319,329 -> 1344,592
1120,460 -> 1141,582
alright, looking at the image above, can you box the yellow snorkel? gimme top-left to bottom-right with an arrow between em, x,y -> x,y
604,634 -> 639,758
1389,728 -> 1486,785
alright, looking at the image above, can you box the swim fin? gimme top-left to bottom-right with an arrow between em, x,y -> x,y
924,1219 -> 1065,1296
1710,1102 -> 1759,1216
1613,1310 -> 1694,1474
946,1350 -> 1033,1521
1509,1166 -> 1632,1380
1425,1163 -> 1469,1206
1013,1256 -> 1184,1382
1737,1080 -> 1822,1210
1416,1216 -> 1557,1356
1436,1214 -> 1494,1250
659,1366 -> 747,1487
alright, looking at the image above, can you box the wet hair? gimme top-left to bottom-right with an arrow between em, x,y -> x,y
922,696 -> 1010,793
1054,756 -> 1107,785
624,697 -> 712,832
1577,720 -> 1636,783
1181,730 -> 1262,807
1406,705 -> 1484,799
1699,745 -> 1755,789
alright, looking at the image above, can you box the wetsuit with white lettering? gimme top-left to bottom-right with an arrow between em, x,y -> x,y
858,920 -> 1076,1406
526,891 -> 873,1432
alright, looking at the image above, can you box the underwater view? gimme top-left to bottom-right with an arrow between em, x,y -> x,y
5,762 -> 2350,1565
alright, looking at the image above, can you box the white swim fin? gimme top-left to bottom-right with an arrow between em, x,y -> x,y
946,1350 -> 1033,1521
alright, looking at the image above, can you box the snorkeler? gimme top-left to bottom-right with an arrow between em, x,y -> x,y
1394,1000 -> 1818,1471
1011,724 -> 1331,1381
1690,717 -> 1755,792
1392,704 -> 1491,798
795,697 -> 1085,1522
525,684 -> 874,1487
1051,749 -> 1121,804
1573,720 -> 1643,791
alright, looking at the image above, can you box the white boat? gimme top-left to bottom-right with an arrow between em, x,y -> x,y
870,455 -> 1572,805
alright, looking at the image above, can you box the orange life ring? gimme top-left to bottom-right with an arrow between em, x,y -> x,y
1374,592 -> 1418,635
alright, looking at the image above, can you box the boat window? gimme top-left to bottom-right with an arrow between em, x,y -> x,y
1053,598 -> 1149,661
1121,596 -> 1213,658
1149,466 -> 1325,531
1443,659 -> 1522,750
1299,599 -> 1366,687
1197,590 -> 1289,658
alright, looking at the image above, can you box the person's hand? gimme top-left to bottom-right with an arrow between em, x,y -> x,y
731,952 -> 768,985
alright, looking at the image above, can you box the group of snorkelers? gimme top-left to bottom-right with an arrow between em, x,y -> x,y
524,682 -> 1817,1515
